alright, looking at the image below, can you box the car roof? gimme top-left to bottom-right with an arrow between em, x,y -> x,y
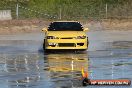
52,21 -> 80,23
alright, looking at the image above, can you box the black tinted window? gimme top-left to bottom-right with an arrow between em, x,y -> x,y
48,22 -> 83,31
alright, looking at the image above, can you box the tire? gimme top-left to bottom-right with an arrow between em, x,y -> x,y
87,37 -> 89,47
43,39 -> 47,52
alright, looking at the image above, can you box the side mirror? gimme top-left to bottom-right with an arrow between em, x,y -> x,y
83,28 -> 89,31
42,28 -> 48,32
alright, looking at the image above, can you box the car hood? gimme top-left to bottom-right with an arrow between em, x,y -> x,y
47,31 -> 86,37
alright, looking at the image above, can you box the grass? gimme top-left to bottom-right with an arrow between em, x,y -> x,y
0,0 -> 132,20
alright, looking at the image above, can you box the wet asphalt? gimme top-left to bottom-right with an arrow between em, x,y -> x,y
0,30 -> 132,88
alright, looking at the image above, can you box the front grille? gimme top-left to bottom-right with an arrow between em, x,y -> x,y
61,37 -> 73,39
58,43 -> 75,47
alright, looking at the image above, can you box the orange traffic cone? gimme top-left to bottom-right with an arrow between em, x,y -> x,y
81,67 -> 91,86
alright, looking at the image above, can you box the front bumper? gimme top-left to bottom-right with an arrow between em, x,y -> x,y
45,39 -> 88,50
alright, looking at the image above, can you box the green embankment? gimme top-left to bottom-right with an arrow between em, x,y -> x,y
0,0 -> 132,20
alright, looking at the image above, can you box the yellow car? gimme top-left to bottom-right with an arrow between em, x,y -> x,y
42,21 -> 89,51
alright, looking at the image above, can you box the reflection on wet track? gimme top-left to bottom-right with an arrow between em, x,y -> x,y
44,53 -> 89,88
0,53 -> 89,88
0,51 -> 131,88
2,54 -> 42,88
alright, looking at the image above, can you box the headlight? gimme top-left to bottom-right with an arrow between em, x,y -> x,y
47,36 -> 55,39
76,36 -> 86,39
49,43 -> 56,45
48,43 -> 56,47
47,36 -> 59,39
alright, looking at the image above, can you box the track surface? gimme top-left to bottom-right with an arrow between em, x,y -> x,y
0,30 -> 132,88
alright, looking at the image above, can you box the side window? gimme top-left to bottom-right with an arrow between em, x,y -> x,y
48,22 -> 58,31
48,23 -> 54,30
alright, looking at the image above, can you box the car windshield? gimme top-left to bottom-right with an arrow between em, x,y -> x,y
48,22 -> 83,31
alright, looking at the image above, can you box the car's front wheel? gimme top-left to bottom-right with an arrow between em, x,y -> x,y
43,39 -> 47,52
